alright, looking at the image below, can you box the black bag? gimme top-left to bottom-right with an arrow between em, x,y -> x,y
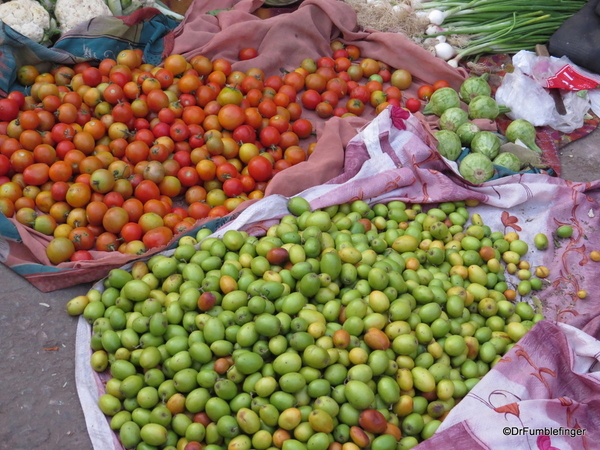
548,0 -> 600,74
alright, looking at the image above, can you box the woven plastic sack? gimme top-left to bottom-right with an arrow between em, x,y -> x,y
75,106 -> 600,449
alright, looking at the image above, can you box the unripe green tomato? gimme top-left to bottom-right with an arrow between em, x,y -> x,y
401,412 -> 425,436
506,321 -> 528,342
509,239 -> 529,256
556,225 -> 573,238
517,280 -> 532,296
444,334 -> 466,357
532,313 -> 545,323
530,278 -> 543,290
533,233 -> 549,250
421,419 -> 441,440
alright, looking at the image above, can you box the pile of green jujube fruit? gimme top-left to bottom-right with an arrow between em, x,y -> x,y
67,197 -> 545,450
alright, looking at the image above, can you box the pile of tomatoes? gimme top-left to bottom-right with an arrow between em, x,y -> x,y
0,43 -> 424,265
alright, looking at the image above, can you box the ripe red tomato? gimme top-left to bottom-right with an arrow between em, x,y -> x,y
112,102 -> 134,123
315,102 -> 333,119
81,67 -> 102,87
218,104 -> 246,131
292,119 -> 313,139
22,163 -> 50,186
405,98 -> 421,113
178,166 -> 201,187
238,174 -> 256,193
417,85 -> 434,101
68,226 -> 95,251
0,154 -> 10,177
51,123 -> 76,143
222,178 -> 244,197
126,140 -> 150,165
247,155 -> 273,182
170,122 -> 190,142
134,179 -> 160,203
232,124 -> 256,144
346,99 -> 365,116
320,90 -> 339,108
300,90 -> 321,110
7,91 -> 25,110
186,201 -> 209,220
215,162 -> 239,182
120,222 -> 144,243
238,48 -> 258,61
172,150 -> 192,168
70,250 -> 93,261
259,126 -> 281,147
143,226 -> 173,249
350,86 -> 370,104
95,232 -> 119,252
433,79 -> 451,91
103,191 -> 125,208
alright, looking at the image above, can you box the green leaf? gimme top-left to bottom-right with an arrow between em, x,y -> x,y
206,8 -> 231,16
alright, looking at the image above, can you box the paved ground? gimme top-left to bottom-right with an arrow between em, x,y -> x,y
559,126 -> 600,183
0,264 -> 93,450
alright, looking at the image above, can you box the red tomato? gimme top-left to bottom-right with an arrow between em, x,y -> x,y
346,99 -> 365,116
350,86 -> 370,104
143,226 -> 173,249
120,221 -> 143,242
125,140 -> 150,164
170,122 -> 190,142
300,90 -> 321,110
177,166 -> 201,187
215,163 -> 239,182
151,121 -> 171,139
417,85 -> 434,101
238,48 -> 258,61
70,250 -> 93,261
232,124 -> 256,144
222,178 -> 244,197
68,226 -> 95,251
112,102 -> 134,123
7,91 -> 25,110
238,174 -> 256,193
218,104 -> 246,130
320,90 -> 339,108
95,232 -> 119,252
81,67 -> 102,87
433,80 -> 451,91
172,150 -> 192,168
22,163 -> 50,186
292,119 -> 313,139
51,123 -> 76,143
405,98 -> 421,113
259,126 -> 281,147
247,155 -> 273,182
134,179 -> 160,203
0,154 -> 11,177
103,191 -> 125,208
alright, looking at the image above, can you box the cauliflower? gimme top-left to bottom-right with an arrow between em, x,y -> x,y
0,0 -> 51,43
54,0 -> 112,34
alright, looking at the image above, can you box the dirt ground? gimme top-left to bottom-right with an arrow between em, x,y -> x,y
0,264 -> 93,450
